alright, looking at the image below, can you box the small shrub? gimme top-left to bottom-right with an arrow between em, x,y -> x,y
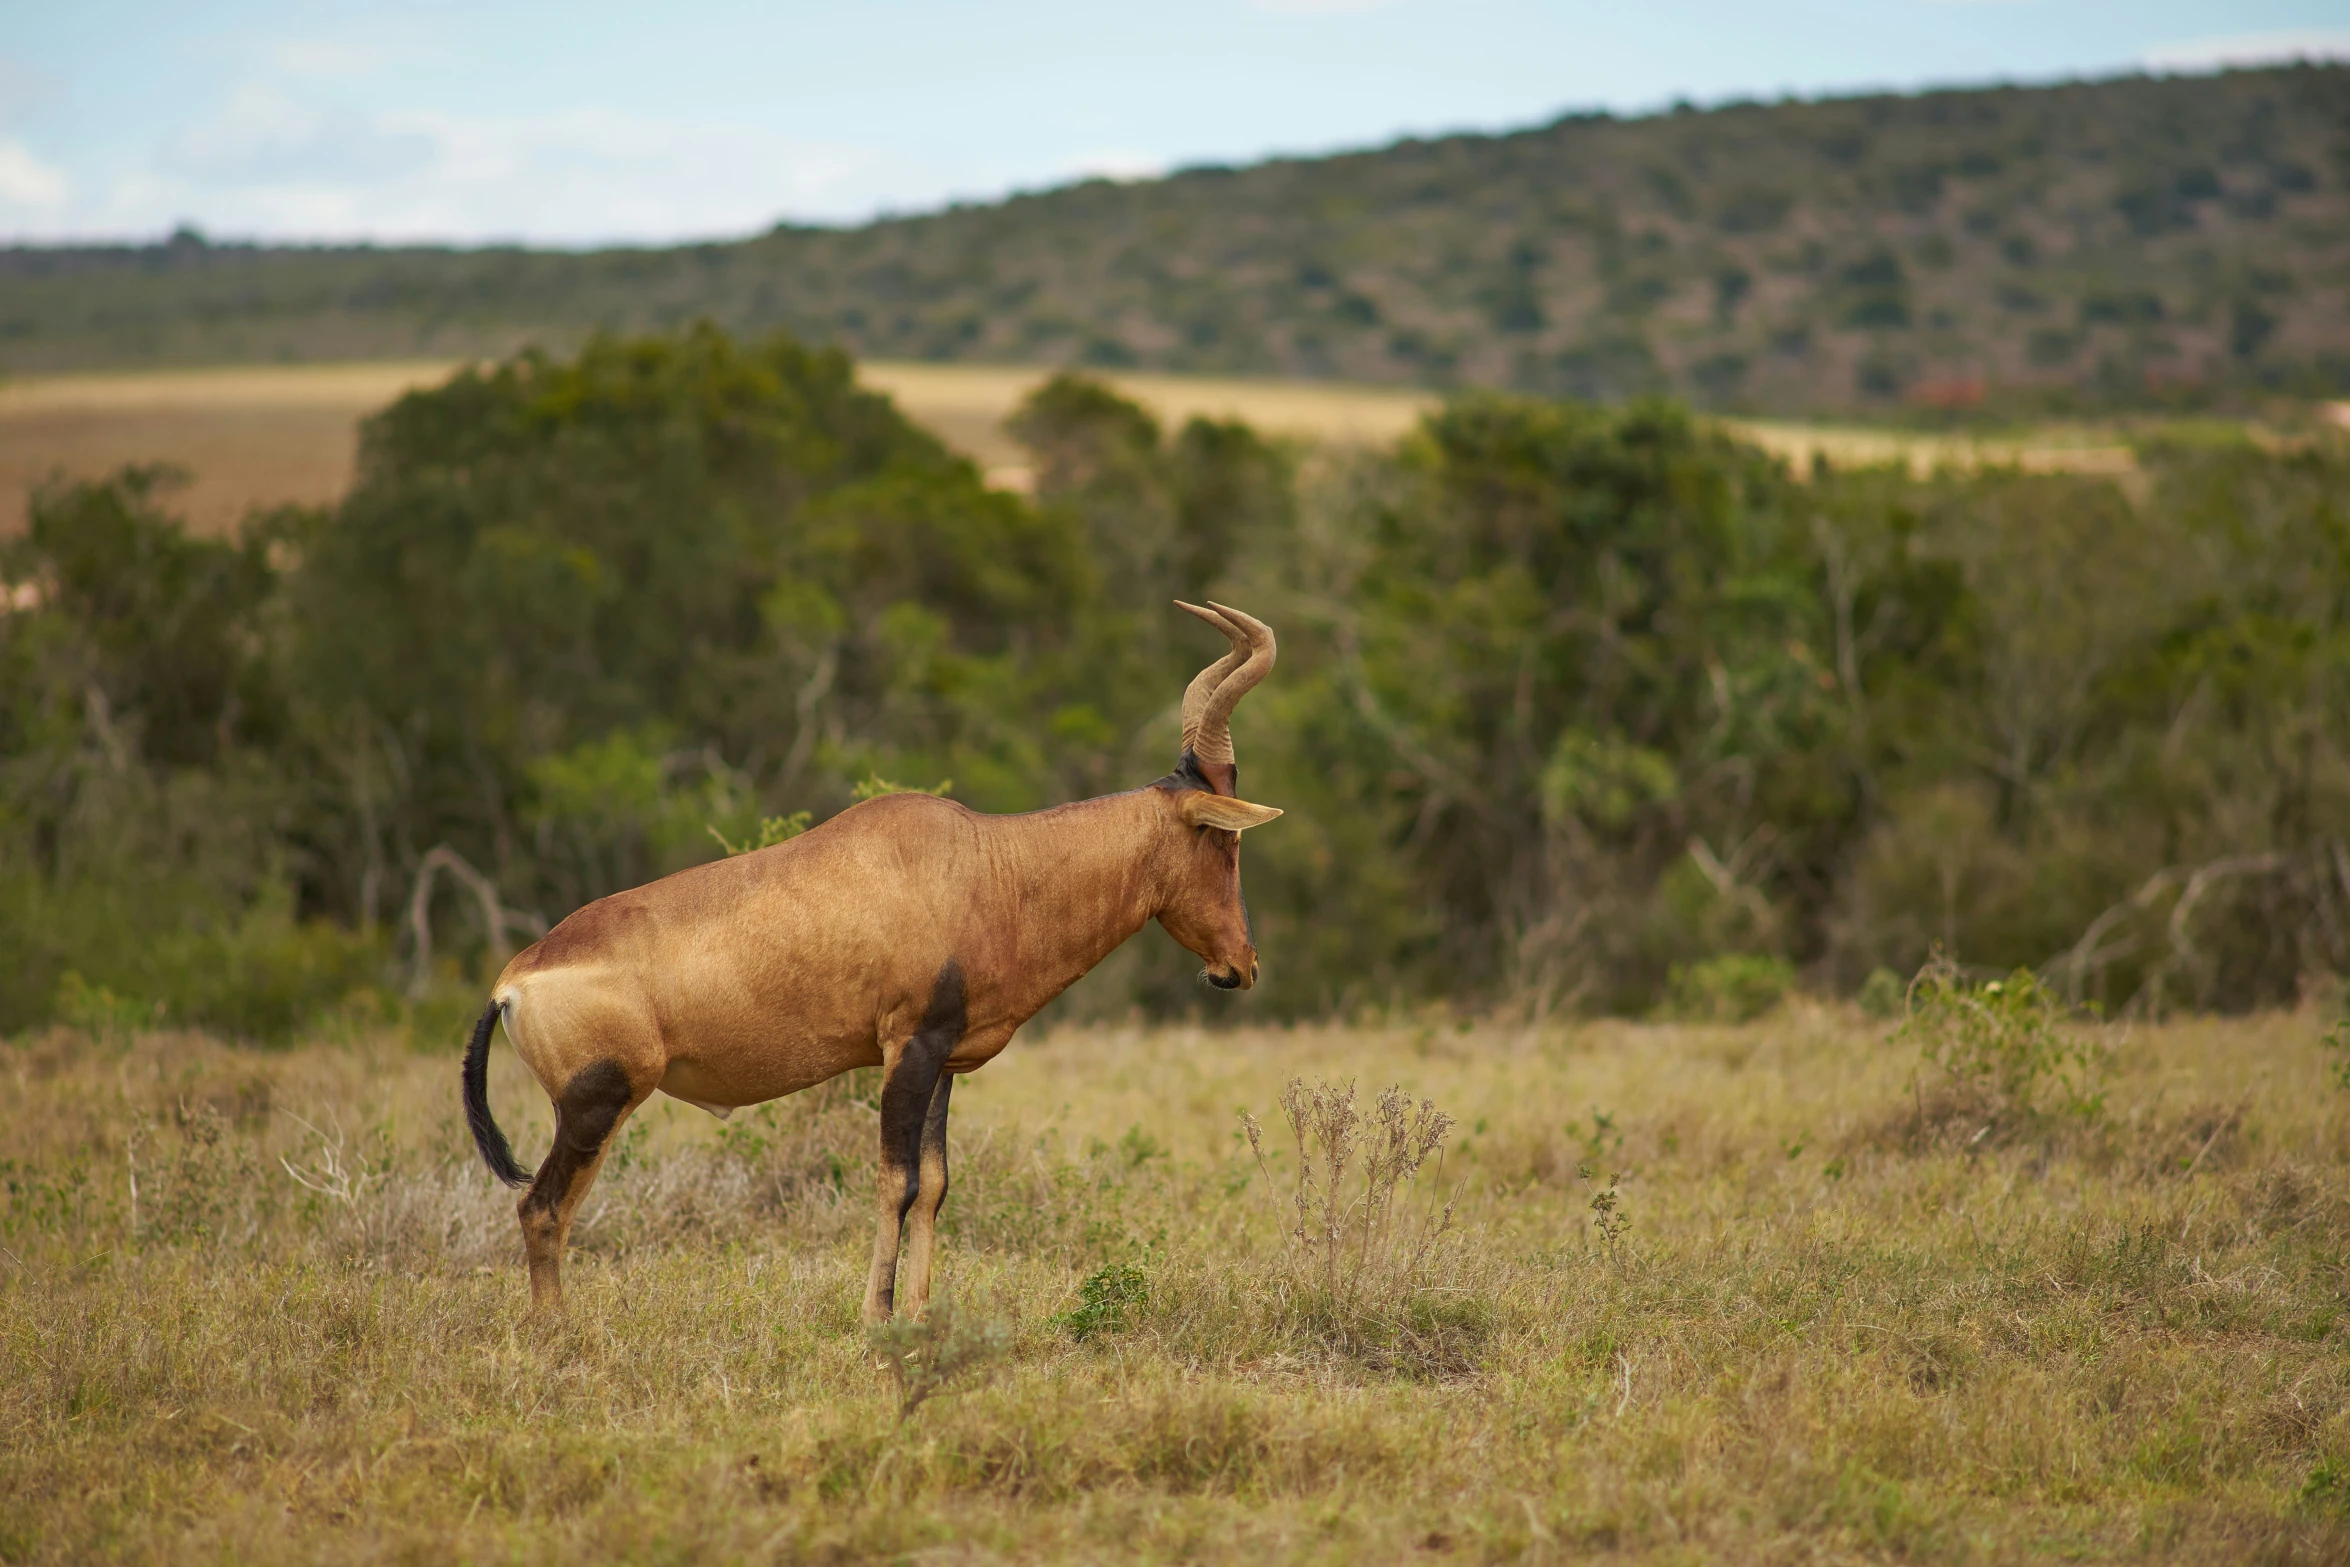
159,912 -> 387,1043
54,897 -> 390,1045
866,1299 -> 1009,1419
707,812 -> 812,856
1584,1168 -> 1631,1263
1857,966 -> 1907,1019
54,971 -> 157,1044
1570,1107 -> 1623,1167
2321,1018 -> 2350,1093
1667,954 -> 1795,1022
1896,953 -> 2105,1128
1239,1079 -> 1483,1373
851,774 -> 952,802
1054,1261 -> 1148,1342
275,1110 -> 400,1259
1244,1078 -> 1458,1312
2301,1456 -> 2350,1515
130,1100 -> 262,1246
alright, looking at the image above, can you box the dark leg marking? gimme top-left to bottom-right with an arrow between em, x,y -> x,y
881,960 -> 967,1223
869,961 -> 967,1319
920,1071 -> 954,1207
524,1058 -> 633,1217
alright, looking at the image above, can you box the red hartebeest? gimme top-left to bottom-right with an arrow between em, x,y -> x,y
462,602 -> 1281,1319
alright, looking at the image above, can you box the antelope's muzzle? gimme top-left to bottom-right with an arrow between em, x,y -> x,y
1206,958 -> 1257,991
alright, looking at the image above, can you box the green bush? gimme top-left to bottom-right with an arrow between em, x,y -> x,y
1856,967 -> 1907,1020
1895,955 -> 2105,1123
7,329 -> 2350,1030
1667,955 -> 1797,1022
52,971 -> 158,1044
155,906 -> 389,1043
2321,1019 -> 2350,1094
1054,1262 -> 1149,1343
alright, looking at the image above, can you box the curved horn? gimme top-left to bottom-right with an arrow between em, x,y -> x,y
1187,601 -> 1276,768
1175,600 -> 1250,756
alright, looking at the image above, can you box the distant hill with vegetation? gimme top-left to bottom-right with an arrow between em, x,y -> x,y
3,65 -> 2345,415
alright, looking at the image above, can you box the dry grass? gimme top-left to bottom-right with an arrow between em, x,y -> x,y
0,363 -> 457,535
1716,417 -> 2141,483
2,359 -> 2167,535
856,362 -> 1437,482
5,1004 -> 2349,1563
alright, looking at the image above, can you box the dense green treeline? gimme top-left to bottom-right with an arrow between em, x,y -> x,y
4,325 -> 2348,1038
4,66 -> 2347,416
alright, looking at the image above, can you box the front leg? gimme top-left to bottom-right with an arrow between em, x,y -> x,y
863,961 -> 965,1326
894,1072 -> 954,1318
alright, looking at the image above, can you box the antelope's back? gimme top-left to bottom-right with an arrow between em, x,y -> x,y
502,791 -> 989,1058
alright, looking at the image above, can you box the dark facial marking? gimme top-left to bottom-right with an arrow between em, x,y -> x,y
1148,750 -> 1215,795
522,1058 -> 633,1217
1149,748 -> 1240,799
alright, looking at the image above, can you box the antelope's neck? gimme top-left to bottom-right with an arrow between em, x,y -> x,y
988,790 -> 1170,1016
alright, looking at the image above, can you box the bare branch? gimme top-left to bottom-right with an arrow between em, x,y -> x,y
406,845 -> 542,999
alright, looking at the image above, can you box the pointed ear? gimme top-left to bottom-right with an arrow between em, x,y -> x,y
1178,792 -> 1284,832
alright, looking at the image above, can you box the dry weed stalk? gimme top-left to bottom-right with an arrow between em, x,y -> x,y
1241,1077 -> 1459,1313
277,1111 -> 380,1209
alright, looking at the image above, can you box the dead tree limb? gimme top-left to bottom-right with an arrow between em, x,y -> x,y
2049,851 -> 2292,1013
406,844 -> 547,999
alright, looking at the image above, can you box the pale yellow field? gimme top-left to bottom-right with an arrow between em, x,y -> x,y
0,362 -> 456,535
1717,417 -> 2139,483
0,359 -> 2165,535
856,362 -> 1438,485
4,1004 -> 2348,1563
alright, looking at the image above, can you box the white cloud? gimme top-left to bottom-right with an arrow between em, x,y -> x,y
19,92 -> 942,244
2143,28 -> 2350,73
370,108 -> 903,242
0,138 -> 68,211
256,16 -> 437,79
1064,148 -> 1168,183
162,83 -> 434,185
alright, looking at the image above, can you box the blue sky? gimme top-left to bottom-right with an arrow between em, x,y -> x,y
2,1 -> 2346,246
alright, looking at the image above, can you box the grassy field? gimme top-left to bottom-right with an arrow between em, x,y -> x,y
0,362 -> 453,536
0,359 -> 2172,534
4,1000 -> 2348,1564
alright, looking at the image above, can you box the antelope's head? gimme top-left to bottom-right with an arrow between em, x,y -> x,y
1153,601 -> 1282,991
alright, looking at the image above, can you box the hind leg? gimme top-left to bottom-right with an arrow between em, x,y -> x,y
520,1059 -> 643,1310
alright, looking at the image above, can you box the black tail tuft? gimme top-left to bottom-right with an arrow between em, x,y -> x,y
462,1002 -> 530,1188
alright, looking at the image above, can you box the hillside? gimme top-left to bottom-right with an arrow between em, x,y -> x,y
2,65 -> 2345,415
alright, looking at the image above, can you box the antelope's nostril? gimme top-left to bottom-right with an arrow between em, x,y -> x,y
1206,968 -> 1243,990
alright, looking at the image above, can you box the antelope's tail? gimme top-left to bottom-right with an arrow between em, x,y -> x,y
462,1002 -> 531,1188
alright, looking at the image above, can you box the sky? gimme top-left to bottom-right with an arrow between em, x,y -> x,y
1,1 -> 2346,248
